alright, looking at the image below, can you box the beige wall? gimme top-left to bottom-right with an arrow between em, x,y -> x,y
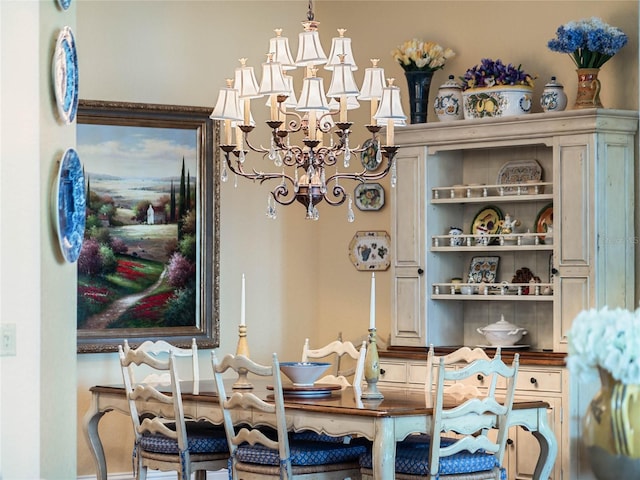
1,1 -> 78,478
76,0 -> 638,476
1,1 -> 635,478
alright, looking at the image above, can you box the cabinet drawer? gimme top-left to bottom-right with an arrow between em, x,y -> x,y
379,361 -> 407,383
516,369 -> 562,393
408,363 -> 428,384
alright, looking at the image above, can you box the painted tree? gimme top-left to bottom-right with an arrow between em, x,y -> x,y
169,179 -> 176,223
186,169 -> 191,211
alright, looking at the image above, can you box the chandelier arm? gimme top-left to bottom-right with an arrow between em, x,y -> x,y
322,183 -> 348,206
279,109 -> 304,134
224,152 -> 293,183
271,183 -> 299,206
325,148 -> 398,185
242,135 -> 270,155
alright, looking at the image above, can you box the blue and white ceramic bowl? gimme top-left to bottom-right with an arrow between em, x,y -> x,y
279,362 -> 331,386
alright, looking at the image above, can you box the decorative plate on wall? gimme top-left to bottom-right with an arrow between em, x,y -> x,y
55,148 -> 86,263
348,231 -> 391,271
354,183 -> 384,211
360,138 -> 381,171
52,26 -> 79,124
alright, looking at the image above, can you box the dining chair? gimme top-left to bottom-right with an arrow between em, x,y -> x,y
123,338 -> 200,388
360,351 -> 520,479
425,345 -> 500,403
118,343 -> 229,480
212,351 -> 367,480
301,337 -> 367,393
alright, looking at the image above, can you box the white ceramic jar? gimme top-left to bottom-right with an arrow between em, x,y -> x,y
540,76 -> 568,112
434,75 -> 464,122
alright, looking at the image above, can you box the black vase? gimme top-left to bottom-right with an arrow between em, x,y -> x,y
405,70 -> 434,124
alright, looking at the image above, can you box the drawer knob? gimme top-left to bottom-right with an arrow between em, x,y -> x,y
417,268 -> 424,275
477,374 -> 484,381
530,377 -> 538,384
506,438 -> 514,446
380,368 -> 386,375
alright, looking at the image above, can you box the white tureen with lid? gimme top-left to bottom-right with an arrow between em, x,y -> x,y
477,314 -> 528,346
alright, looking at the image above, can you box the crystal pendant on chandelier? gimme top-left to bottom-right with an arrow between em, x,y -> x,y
209,0 -> 406,220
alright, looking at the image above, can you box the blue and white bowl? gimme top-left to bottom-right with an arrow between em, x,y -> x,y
279,362 -> 331,386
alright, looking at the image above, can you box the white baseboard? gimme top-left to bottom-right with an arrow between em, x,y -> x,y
77,468 -> 228,480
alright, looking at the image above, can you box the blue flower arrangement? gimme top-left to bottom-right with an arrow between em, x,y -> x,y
460,58 -> 535,91
547,17 -> 628,69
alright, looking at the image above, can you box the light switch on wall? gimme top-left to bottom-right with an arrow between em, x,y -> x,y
1,323 -> 16,356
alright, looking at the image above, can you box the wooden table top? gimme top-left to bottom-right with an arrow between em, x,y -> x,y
91,379 -> 548,417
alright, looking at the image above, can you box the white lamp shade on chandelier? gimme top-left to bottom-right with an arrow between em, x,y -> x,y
210,0 -> 406,221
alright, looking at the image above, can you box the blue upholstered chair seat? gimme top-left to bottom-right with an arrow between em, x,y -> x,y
139,422 -> 229,455
289,431 -> 351,443
360,443 -> 506,479
235,440 -> 367,466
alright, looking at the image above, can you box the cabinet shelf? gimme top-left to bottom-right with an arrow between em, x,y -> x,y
431,245 -> 553,252
431,294 -> 554,301
432,182 -> 552,203
432,193 -> 553,204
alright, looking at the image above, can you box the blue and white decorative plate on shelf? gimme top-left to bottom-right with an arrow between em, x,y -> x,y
52,26 -> 78,124
56,0 -> 72,10
56,148 -> 86,263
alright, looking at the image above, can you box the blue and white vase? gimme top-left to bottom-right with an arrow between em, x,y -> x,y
434,75 -> 463,122
540,76 -> 568,112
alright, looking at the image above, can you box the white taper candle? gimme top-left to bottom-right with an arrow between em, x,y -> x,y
240,274 -> 246,326
369,272 -> 376,330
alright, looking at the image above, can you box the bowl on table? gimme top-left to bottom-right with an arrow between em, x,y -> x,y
279,362 -> 331,386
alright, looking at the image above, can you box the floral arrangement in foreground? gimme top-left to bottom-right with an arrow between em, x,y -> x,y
460,58 -> 535,91
547,17 -> 628,69
567,307 -> 640,385
392,39 -> 455,72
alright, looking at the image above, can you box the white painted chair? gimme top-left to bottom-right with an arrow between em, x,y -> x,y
360,351 -> 520,479
301,338 -> 367,395
118,343 -> 228,480
123,338 -> 199,390
212,351 -> 366,480
425,345 -> 500,404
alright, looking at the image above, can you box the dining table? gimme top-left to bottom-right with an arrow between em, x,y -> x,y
83,378 -> 557,480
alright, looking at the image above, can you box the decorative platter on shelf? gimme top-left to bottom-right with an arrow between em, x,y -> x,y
55,148 -> 86,263
468,256 -> 500,283
496,159 -> 542,195
354,183 -> 385,211
348,231 -> 391,271
52,26 -> 79,124
535,204 -> 553,241
470,205 -> 503,245
267,383 -> 341,397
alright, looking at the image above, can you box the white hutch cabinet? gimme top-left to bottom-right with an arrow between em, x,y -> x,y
382,109 -> 638,480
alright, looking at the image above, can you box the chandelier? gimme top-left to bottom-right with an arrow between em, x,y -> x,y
209,0 -> 407,221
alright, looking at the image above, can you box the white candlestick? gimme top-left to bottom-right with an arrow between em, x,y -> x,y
369,272 -> 376,330
240,274 -> 246,326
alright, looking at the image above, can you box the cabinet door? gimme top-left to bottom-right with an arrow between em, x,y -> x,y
554,137 -> 594,351
553,132 -> 636,351
391,147 -> 426,346
506,396 -> 562,480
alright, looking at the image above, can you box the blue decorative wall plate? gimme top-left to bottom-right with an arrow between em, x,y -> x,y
56,148 -> 86,263
56,0 -> 72,10
52,26 -> 78,124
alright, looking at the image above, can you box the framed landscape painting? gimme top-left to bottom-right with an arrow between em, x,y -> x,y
76,100 -> 220,353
